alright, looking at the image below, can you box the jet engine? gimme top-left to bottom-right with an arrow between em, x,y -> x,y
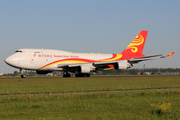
78,65 -> 91,73
114,61 -> 132,70
36,70 -> 53,74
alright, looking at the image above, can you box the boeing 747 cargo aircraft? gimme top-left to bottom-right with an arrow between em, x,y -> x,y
5,31 -> 174,78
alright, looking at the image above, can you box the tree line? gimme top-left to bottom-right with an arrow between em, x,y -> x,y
101,68 -> 180,75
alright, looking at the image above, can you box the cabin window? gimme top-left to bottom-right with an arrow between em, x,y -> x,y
15,50 -> 22,53
34,52 -> 40,53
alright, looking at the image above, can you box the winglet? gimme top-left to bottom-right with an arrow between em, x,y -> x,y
166,52 -> 175,57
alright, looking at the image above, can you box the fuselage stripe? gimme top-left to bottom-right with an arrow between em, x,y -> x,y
38,54 -> 123,70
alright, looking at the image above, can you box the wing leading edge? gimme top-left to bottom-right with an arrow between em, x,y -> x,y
128,52 -> 174,64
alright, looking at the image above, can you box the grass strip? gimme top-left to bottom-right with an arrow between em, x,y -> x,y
0,90 -> 180,120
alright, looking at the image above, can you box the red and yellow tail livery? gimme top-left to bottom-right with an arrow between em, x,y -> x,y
120,30 -> 148,59
122,30 -> 148,55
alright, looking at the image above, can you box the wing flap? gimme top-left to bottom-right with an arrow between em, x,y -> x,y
93,61 -> 117,66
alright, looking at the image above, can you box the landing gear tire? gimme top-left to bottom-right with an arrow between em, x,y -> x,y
20,69 -> 26,78
63,74 -> 71,77
85,73 -> 90,77
75,73 -> 90,77
21,74 -> 26,78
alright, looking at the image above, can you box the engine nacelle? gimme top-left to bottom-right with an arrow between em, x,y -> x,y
114,61 -> 131,70
78,65 -> 91,73
36,70 -> 53,74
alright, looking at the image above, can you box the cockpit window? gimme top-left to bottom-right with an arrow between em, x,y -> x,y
15,50 -> 22,53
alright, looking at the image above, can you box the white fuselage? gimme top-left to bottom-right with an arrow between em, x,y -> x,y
5,49 -> 115,71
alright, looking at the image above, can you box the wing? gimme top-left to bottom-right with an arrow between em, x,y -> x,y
128,52 -> 175,64
57,52 -> 174,72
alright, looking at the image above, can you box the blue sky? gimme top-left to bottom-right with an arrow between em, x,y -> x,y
0,0 -> 180,73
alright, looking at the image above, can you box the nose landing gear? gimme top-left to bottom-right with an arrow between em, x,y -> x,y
20,69 -> 26,78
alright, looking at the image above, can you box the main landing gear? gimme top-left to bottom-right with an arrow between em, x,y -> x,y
62,72 -> 90,77
75,73 -> 90,77
63,72 -> 71,77
20,69 -> 26,78
63,74 -> 71,77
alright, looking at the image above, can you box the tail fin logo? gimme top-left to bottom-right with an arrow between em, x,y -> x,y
121,30 -> 148,56
125,34 -> 144,53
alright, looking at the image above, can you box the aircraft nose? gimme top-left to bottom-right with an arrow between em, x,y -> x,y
5,56 -> 12,65
5,55 -> 21,68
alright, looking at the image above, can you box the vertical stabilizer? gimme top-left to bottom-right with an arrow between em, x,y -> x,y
121,31 -> 148,56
